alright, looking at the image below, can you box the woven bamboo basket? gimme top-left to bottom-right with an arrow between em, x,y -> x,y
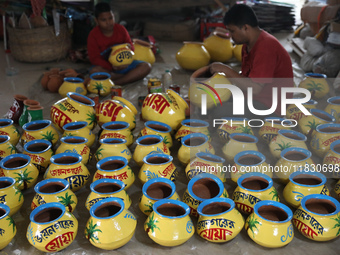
7,22 -> 71,63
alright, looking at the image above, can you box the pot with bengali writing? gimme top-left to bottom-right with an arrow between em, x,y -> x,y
258,118 -> 292,144
293,194 -> 340,241
334,180 -> 340,198
232,173 -> 279,215
85,179 -> 131,211
310,123 -> 340,158
139,153 -> 177,184
21,120 -> 59,146
298,109 -> 335,137
323,140 -> 340,179
196,197 -> 244,243
95,138 -> 131,163
26,202 -> 78,252
139,177 -> 180,216
0,118 -> 20,146
324,96 -> 340,123
283,171 -> 329,208
216,117 -> 253,142
44,153 -> 90,192
286,99 -> 318,121
87,72 -> 113,96
23,139 -> 53,174
62,121 -> 95,147
182,173 -> 228,217
31,178 -> 77,213
0,203 -> 17,250
93,156 -> 135,189
100,121 -> 134,147
141,121 -> 173,148
51,92 -> 96,131
175,119 -> 210,141
142,89 -> 188,131
0,135 -> 17,161
245,200 -> 294,248
0,176 -> 23,216
298,73 -> 329,99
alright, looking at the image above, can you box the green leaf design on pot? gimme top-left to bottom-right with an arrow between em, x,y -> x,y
14,187 -> 23,202
57,192 -> 76,212
306,80 -> 323,92
269,189 -> 279,201
331,215 -> 340,236
85,219 -> 102,243
239,126 -> 252,134
41,130 -> 55,143
6,216 -> 15,233
145,213 -> 160,234
222,190 -> 228,198
94,148 -> 104,161
14,168 -> 33,190
7,144 -> 17,154
274,141 -> 292,151
11,126 -> 20,137
86,112 -> 97,127
306,119 -> 319,137
93,82 -> 105,94
247,214 -> 261,238
163,136 -> 169,145
144,202 -> 154,214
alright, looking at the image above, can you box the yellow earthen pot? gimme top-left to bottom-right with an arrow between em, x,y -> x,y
0,204 -> 17,250
62,121 -> 95,147
203,32 -> 233,62
258,118 -> 292,144
0,176 -> 23,216
0,119 -> 20,146
59,77 -> 87,97
216,117 -> 253,142
21,119 -> 59,146
298,73 -> 329,99
23,139 -> 53,173
286,99 -> 318,121
100,121 -> 134,147
108,43 -> 135,67
324,96 -> 340,123
310,123 -> 340,158
133,39 -> 155,65
175,119 -> 210,141
176,42 -> 210,71
298,109 -> 335,137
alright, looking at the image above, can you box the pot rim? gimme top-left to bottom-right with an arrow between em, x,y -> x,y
278,129 -> 307,142
102,121 -> 130,131
304,73 -> 327,79
280,147 -> 312,162
24,139 -> 52,154
196,152 -> 225,164
197,197 -> 235,217
136,134 -> 163,146
0,118 -> 13,128
181,133 -> 209,147
62,121 -> 88,131
310,109 -> 336,123
99,137 -> 127,145
288,170 -> 326,187
60,136 -> 88,145
153,199 -> 190,219
230,133 -> 258,143
234,150 -> 265,166
22,119 -> 52,132
67,92 -> 95,107
315,123 -> 340,133
90,72 -> 111,80
300,194 -> 340,216
254,200 -> 293,223
30,202 -> 66,224
142,177 -> 176,201
188,173 -> 224,202
0,135 -> 10,144
0,176 -> 16,189
34,178 -> 70,194
90,179 -> 125,195
63,77 -> 84,83
50,152 -> 82,165
327,96 -> 340,105
0,203 -> 10,219
96,156 -> 128,172
330,139 -> 340,154
145,121 -> 172,133
237,172 -> 273,192
90,197 -> 125,219
0,153 -> 31,170
181,119 -> 209,128
143,153 -> 173,165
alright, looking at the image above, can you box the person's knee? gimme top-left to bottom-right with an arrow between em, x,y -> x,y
139,62 -> 152,75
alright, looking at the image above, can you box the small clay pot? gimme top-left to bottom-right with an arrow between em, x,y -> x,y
50,68 -> 61,74
60,69 -> 78,77
41,71 -> 52,89
47,74 -> 64,93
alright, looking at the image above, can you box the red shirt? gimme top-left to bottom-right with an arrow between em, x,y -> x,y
241,30 -> 293,116
87,24 -> 133,71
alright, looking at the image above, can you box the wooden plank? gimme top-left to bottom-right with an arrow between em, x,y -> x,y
111,0 -> 236,11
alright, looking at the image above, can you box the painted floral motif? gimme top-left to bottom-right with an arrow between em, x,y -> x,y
145,213 -> 160,234
57,192 -> 76,212
85,219 -> 102,243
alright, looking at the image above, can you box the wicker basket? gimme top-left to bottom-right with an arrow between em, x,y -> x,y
7,23 -> 71,63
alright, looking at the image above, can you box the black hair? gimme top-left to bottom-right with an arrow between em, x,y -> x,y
94,2 -> 112,18
224,4 -> 258,28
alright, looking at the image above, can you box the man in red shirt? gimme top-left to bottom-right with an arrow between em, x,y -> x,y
209,4 -> 294,117
87,2 -> 151,85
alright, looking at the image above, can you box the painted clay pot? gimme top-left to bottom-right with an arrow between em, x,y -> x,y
283,171 -> 329,208
232,173 -> 279,215
139,153 -> 177,184
222,133 -> 258,164
189,66 -> 231,109
178,133 -> 215,165
0,204 -> 17,250
203,32 -> 233,62
108,43 -> 135,67
216,117 -> 253,142
0,119 -> 20,146
87,72 -> 113,96
182,173 -> 228,217
26,202 -> 78,252
56,136 -> 92,165
133,135 -> 170,166
0,135 -> 17,161
268,129 -> 308,159
176,41 -> 210,70
0,154 -> 39,190
44,153 -> 90,192
324,96 -> 340,123
85,197 -> 136,250
142,89 -> 188,131
85,179 -> 131,211
0,176 -> 23,216
233,44 -> 242,62
232,150 -> 272,183
175,119 -> 210,141
323,140 -> 340,179
141,121 -> 173,148
59,77 -> 87,97
51,92 -> 96,131
144,199 -> 194,246
293,194 -> 340,241
298,73 -> 329,99
310,123 -> 340,158
19,99 -> 40,127
286,99 -> 318,121
185,152 -> 226,182
275,147 -> 315,183
47,74 -> 63,93
258,118 -> 292,144
139,178 -> 180,215
4,94 -> 28,124
111,96 -> 138,116
196,197 -> 244,243
298,108 -> 335,137
96,99 -> 136,129
334,180 -> 340,198
62,121 -> 95,147
23,139 -> 53,173
245,200 -> 294,248
100,121 -> 134,146
95,138 -> 131,163
31,178 -> 77,213
93,156 -> 135,189
21,120 -> 59,146
133,39 -> 155,65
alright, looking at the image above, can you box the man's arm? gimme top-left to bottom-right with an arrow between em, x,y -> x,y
87,33 -> 113,71
209,62 -> 264,95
